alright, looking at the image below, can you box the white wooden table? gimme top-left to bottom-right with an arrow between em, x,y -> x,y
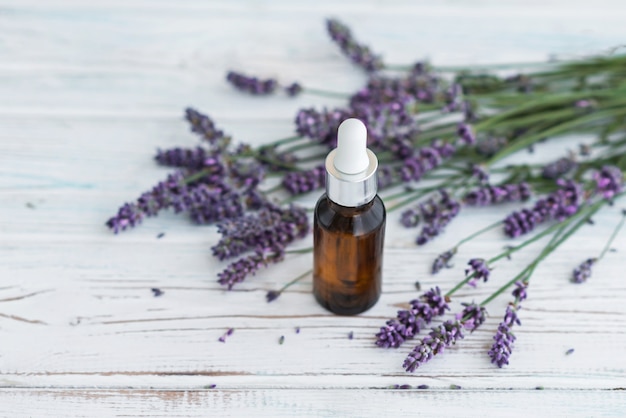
1,1 -> 625,416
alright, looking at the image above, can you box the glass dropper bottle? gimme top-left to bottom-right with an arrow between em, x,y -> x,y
313,118 -> 386,315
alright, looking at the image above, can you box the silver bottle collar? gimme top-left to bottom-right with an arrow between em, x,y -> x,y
325,148 -> 378,207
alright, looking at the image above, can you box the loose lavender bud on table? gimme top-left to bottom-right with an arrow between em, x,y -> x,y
326,18 -> 384,72
542,157 -> 576,180
226,71 -> 278,95
185,108 -> 225,144
465,258 -> 491,287
265,290 -> 281,303
488,305 -> 521,368
594,165 -> 623,200
432,249 -> 456,274
571,258 -> 596,283
282,165 -> 326,195
218,328 -> 235,343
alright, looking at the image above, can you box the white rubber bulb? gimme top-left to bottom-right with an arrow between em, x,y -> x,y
334,118 -> 369,174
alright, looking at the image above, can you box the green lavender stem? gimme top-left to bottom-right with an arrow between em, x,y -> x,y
597,210 -> 626,261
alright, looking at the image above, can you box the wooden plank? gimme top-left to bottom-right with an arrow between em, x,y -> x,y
0,389 -> 625,417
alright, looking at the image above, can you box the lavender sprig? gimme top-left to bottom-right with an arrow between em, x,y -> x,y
488,304 -> 521,368
226,71 -> 277,95
594,165 -> 623,200
465,258 -> 491,287
375,287 -> 449,348
155,147 -> 208,170
217,246 -> 285,290
282,165 -> 326,195
326,18 -> 384,72
464,183 -> 531,206
503,180 -> 584,238
411,190 -> 461,245
185,108 -> 226,145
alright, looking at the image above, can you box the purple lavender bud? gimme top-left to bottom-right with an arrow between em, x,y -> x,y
185,108 -> 225,144
456,302 -> 486,331
442,83 -> 463,113
106,172 -> 189,233
295,107 -> 351,147
432,249 -> 456,274
464,183 -> 532,206
465,258 -> 490,287
226,71 -> 278,95
594,165 -> 623,200
488,305 -> 520,368
229,159 -> 266,191
399,143 -> 456,182
375,287 -> 449,348
285,82 -> 303,97
572,258 -> 596,284
503,180 -> 583,238
476,136 -> 508,157
414,190 -> 461,245
385,132 -> 416,159
212,205 -> 309,261
542,157 -> 577,180
186,184 -> 244,225
217,246 -> 285,290
471,164 -> 489,184
326,18 -> 384,72
400,207 -> 420,228
155,147 -> 208,170
218,327 -> 235,342
266,290 -> 281,302
351,100 -> 414,146
457,123 -> 476,145
512,281 -> 528,302
403,320 -> 464,372
282,165 -> 326,195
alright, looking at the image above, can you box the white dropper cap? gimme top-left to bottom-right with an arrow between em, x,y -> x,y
324,118 -> 378,207
334,118 -> 370,174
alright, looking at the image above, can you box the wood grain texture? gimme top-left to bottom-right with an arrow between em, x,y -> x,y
1,0 -> 626,415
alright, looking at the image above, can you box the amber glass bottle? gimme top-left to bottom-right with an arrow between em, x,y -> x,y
313,118 -> 386,315
313,194 -> 385,315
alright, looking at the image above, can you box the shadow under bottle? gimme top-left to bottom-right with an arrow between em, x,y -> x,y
313,194 -> 385,315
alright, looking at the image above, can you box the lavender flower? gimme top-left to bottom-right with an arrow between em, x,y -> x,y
212,205 -> 309,260
412,190 -> 461,245
503,180 -> 584,238
351,100 -> 414,145
295,107 -> 351,147
326,18 -> 384,72
465,259 -> 491,287
432,249 -> 456,274
512,281 -> 528,301
185,108 -> 226,144
226,71 -> 277,95
488,304 -> 521,368
464,183 -> 532,206
457,123 -> 476,145
217,246 -> 285,289
471,164 -> 489,184
400,207 -> 420,228
282,165 -> 326,195
456,302 -> 486,331
186,184 -> 244,225
403,320 -> 464,372
375,287 -> 449,348
572,258 -> 596,283
285,82 -> 303,97
442,83 -> 463,113
542,157 -> 577,180
218,328 -> 235,343
229,159 -> 266,190
106,172 -> 188,233
399,143 -> 456,182
155,147 -> 208,170
594,165 -> 623,200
